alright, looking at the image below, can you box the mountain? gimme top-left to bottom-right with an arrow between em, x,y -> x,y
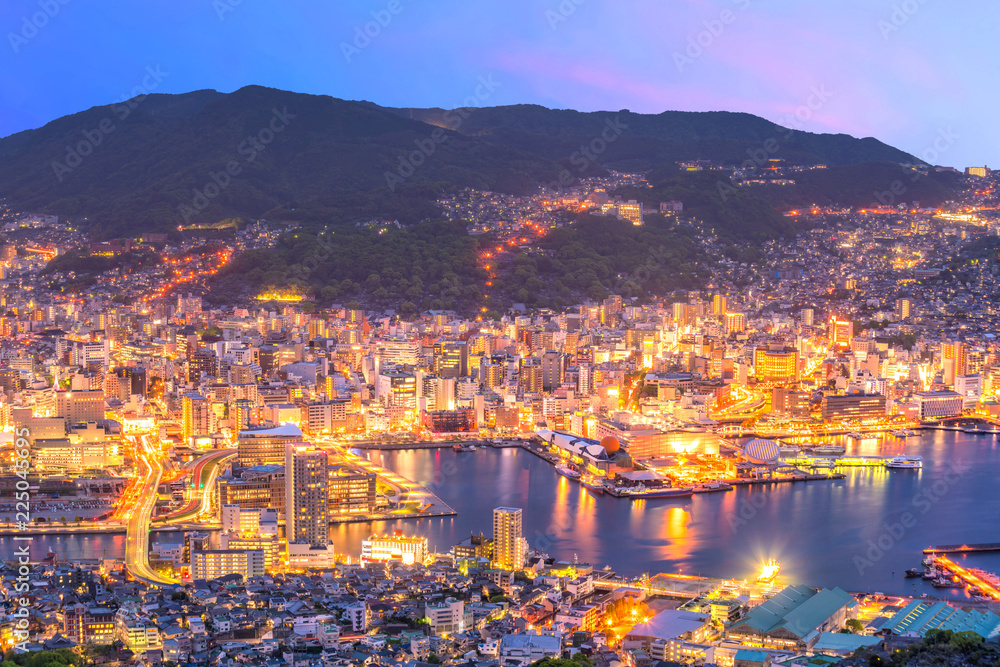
376,104 -> 922,168
0,86 -> 931,239
0,86 -> 559,237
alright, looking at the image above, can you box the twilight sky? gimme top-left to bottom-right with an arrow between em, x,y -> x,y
1,0 -> 995,167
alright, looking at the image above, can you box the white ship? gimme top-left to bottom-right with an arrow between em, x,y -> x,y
886,456 -> 922,469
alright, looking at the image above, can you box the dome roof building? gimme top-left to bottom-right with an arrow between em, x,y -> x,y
743,439 -> 780,464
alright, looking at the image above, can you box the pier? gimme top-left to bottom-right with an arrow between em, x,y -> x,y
923,543 -> 1000,554
931,555 -> 1000,600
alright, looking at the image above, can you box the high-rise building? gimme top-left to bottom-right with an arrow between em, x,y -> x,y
896,298 -> 913,321
541,350 -> 564,392
800,308 -> 815,326
942,341 -> 967,385
285,444 -> 329,547
712,295 -> 727,316
829,316 -> 852,350
435,341 -> 469,379
181,393 -> 214,440
492,506 -> 525,571
519,362 -> 543,394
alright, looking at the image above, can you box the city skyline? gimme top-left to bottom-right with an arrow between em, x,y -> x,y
4,3 -> 1000,665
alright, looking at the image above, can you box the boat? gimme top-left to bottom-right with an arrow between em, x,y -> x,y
932,577 -> 964,589
904,568 -> 924,578
886,456 -> 922,469
809,458 -> 837,469
779,445 -> 800,456
847,431 -> 865,439
892,430 -> 910,437
580,476 -> 604,494
609,483 -> 693,499
692,482 -> 733,493
691,482 -> 733,493
452,443 -> 477,452
628,486 -> 694,499
810,444 -> 846,455
555,464 -> 581,480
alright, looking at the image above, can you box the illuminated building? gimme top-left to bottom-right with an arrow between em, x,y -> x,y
218,466 -> 285,510
220,533 -> 282,571
942,341 -> 967,385
480,360 -> 505,389
328,468 -> 377,514
62,604 -> 116,645
435,340 -> 469,378
55,390 -> 105,425
285,444 -> 329,547
616,200 -> 644,225
191,549 -> 265,579
820,393 -> 886,421
306,318 -> 327,340
753,347 -> 799,382
187,349 -> 218,386
114,609 -> 160,651
381,337 -> 420,366
181,393 -> 213,440
966,166 -> 989,178
713,294 -> 727,316
914,390 -> 963,419
724,312 -> 746,334
258,345 -> 279,376
454,532 -> 494,561
492,506 -> 525,571
379,371 -> 417,411
236,423 -> 302,467
519,362 -> 543,393
955,375 -> 982,409
896,298 -> 913,320
361,530 -> 428,564
829,316 -> 852,350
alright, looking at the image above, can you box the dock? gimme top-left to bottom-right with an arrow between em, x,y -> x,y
727,473 -> 846,485
923,543 -> 1000,554
932,555 -> 1000,600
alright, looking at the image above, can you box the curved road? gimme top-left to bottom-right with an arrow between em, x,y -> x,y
157,448 -> 236,524
124,435 -> 175,585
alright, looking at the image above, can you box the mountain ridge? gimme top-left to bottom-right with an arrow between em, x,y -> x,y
0,85 -> 930,238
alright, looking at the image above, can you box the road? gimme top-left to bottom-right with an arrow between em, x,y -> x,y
123,435 -> 175,585
157,448 -> 235,524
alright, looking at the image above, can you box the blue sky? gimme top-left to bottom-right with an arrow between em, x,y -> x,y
1,0 -> 995,167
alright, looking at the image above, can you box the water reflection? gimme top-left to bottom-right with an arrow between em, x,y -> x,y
0,432 -> 996,599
